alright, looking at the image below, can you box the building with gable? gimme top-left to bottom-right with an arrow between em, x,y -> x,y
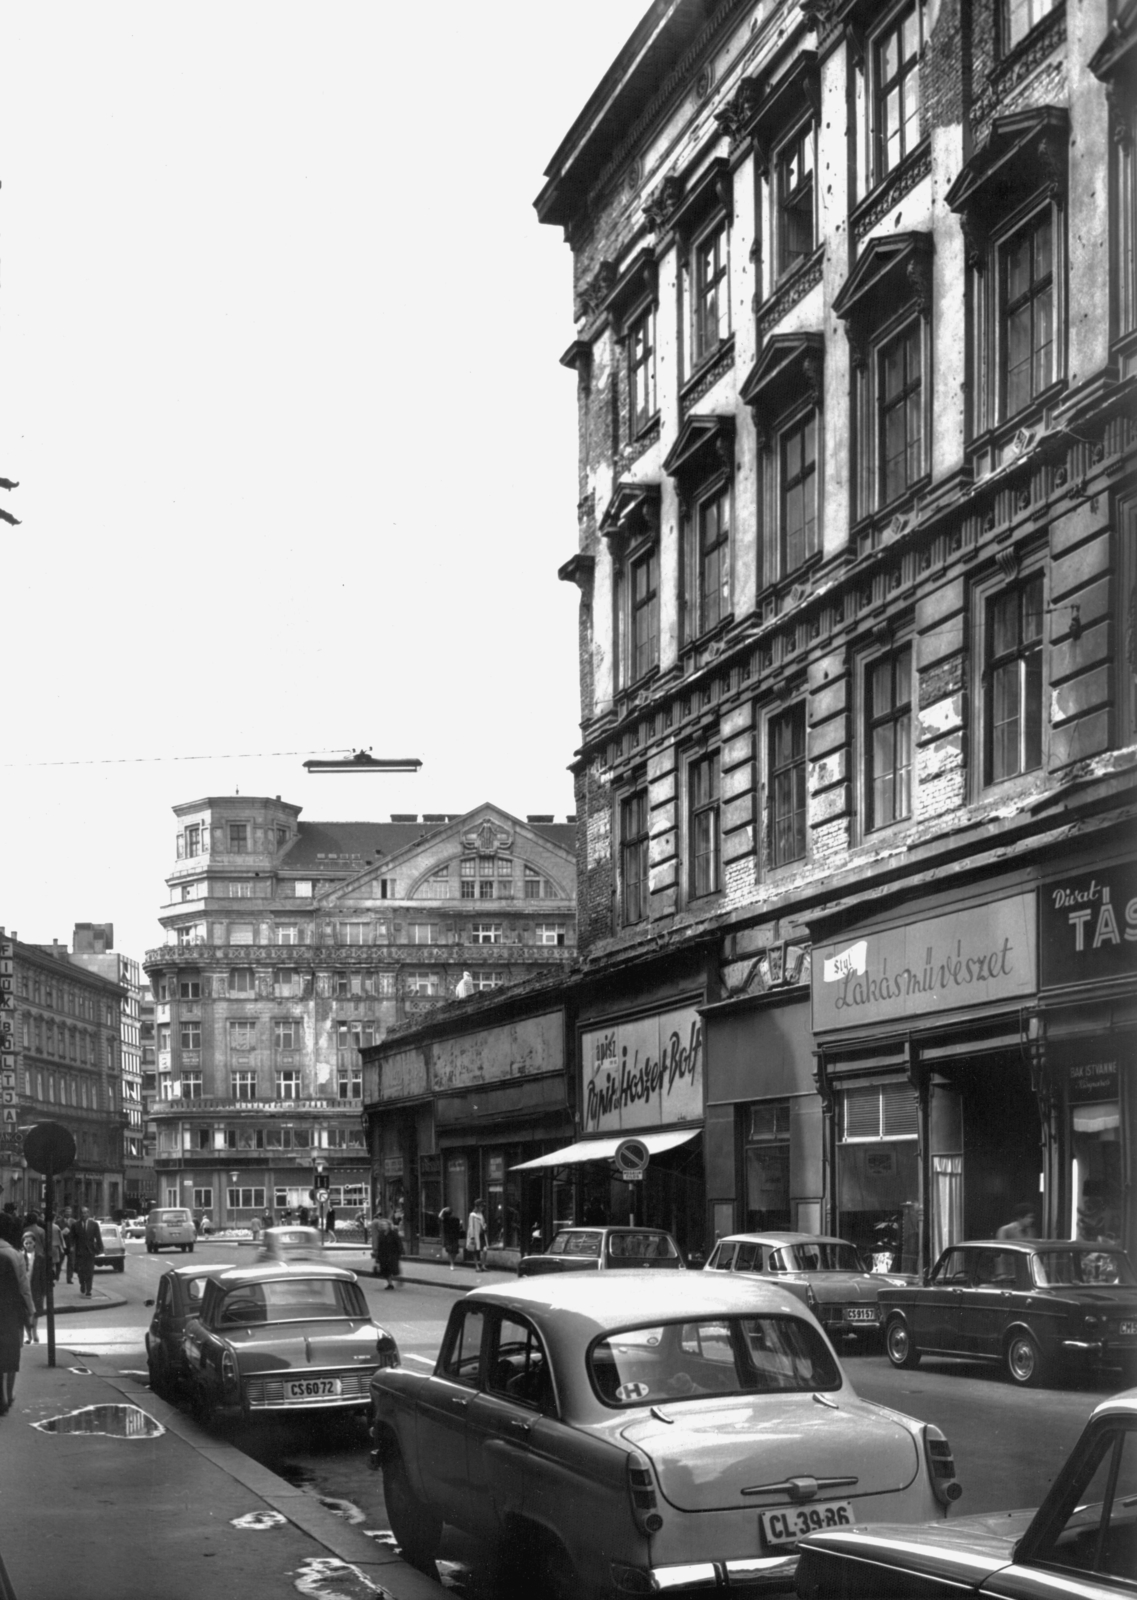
538,0 -> 1136,1267
143,797 -> 576,1229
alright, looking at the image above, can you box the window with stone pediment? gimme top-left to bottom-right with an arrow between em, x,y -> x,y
767,703 -> 807,869
664,415 -> 736,647
605,482 -> 661,692
619,788 -> 650,927
666,158 -> 732,381
775,122 -> 816,278
872,0 -> 925,181
742,335 -> 823,587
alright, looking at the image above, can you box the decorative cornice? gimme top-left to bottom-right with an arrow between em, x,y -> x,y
851,141 -> 931,241
755,251 -> 825,340
679,337 -> 736,419
642,174 -> 684,234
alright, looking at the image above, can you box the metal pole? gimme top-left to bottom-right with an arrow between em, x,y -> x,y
43,1162 -> 56,1369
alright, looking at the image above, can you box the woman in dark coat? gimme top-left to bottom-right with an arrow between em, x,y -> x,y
373,1218 -> 403,1290
0,1213 -> 35,1414
21,1212 -> 47,1343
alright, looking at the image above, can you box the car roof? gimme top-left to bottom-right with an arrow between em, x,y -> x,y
208,1262 -> 358,1287
465,1269 -> 811,1329
552,1225 -> 673,1234
946,1239 -> 1129,1252
717,1232 -> 852,1248
1090,1387 -> 1137,1422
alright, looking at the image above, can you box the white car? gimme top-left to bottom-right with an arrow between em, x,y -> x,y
369,1272 -> 961,1595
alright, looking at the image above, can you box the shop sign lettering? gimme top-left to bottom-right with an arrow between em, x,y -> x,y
581,1005 -> 703,1134
812,894 -> 1037,1032
1067,1060 -> 1118,1103
1040,863 -> 1137,990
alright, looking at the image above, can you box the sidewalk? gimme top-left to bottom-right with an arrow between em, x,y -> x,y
0,1339 -> 443,1600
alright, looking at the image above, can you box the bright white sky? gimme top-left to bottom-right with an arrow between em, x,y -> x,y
0,1 -> 648,962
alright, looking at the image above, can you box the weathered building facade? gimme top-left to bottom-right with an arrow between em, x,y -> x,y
541,0 -> 1136,1266
69,924 -> 148,1212
2,932 -> 127,1217
145,797 -> 576,1229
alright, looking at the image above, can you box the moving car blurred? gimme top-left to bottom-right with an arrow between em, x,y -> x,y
706,1232 -> 914,1346
182,1261 -> 398,1422
368,1272 -> 960,1593
122,1217 -> 147,1240
95,1221 -> 126,1272
257,1225 -> 325,1263
145,1206 -> 196,1254
880,1239 -> 1137,1387
795,1387 -> 1137,1599
145,1263 -> 230,1399
517,1225 -> 685,1276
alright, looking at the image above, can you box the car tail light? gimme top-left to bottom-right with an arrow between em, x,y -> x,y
376,1332 -> 400,1368
221,1350 -> 240,1398
924,1426 -> 962,1508
626,1449 -> 663,1534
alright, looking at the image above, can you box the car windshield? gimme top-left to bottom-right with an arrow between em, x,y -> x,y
153,1211 -> 187,1224
606,1232 -> 679,1262
1032,1250 -> 1135,1287
216,1278 -> 365,1325
590,1315 -> 840,1406
774,1242 -> 864,1273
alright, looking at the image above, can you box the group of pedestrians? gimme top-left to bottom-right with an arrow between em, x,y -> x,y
438,1199 -> 488,1272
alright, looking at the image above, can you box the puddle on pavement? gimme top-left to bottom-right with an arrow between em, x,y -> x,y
317,1496 -> 365,1525
66,1366 -> 93,1375
33,1404 -> 164,1438
293,1557 -> 390,1599
231,1511 -> 287,1530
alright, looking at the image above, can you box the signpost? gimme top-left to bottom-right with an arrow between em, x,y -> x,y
23,1122 -> 77,1369
614,1138 -> 649,1225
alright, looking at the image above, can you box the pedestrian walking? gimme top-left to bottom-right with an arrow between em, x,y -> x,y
438,1206 -> 462,1270
324,1205 -> 337,1243
49,1216 -> 65,1282
70,1208 -> 103,1297
59,1209 -> 76,1283
996,1203 -> 1037,1241
373,1217 -> 403,1290
20,1217 -> 46,1344
466,1198 -> 488,1273
0,1212 -> 35,1415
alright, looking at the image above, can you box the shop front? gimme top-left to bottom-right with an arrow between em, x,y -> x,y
701,983 -> 823,1247
811,884 -> 1041,1274
514,994 -> 708,1261
1038,848 -> 1136,1253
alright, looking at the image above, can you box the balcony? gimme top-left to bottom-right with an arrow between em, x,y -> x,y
145,942 -> 577,968
150,1095 -> 350,1115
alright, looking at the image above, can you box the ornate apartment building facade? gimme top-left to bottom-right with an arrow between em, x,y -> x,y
540,0 -> 1136,1265
69,924 -> 147,1212
144,797 -> 576,1228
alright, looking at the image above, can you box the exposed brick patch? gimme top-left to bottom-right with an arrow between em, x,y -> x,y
918,656 -> 966,710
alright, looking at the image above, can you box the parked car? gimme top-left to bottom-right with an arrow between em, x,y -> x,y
879,1239 -> 1137,1387
706,1232 -> 915,1347
145,1263 -> 231,1399
517,1226 -> 685,1277
796,1386 -> 1137,1599
367,1272 -> 961,1595
94,1221 -> 127,1272
182,1261 -> 399,1422
145,1206 -> 197,1254
256,1225 -> 324,1264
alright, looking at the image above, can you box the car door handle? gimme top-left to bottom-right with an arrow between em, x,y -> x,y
506,1417 -> 532,1438
450,1396 -> 469,1410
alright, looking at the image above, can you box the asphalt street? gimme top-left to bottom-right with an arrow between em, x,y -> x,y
57,1239 -> 1119,1594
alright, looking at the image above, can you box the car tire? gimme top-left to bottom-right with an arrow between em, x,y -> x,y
383,1450 -> 442,1576
187,1243 -> 194,1253
113,1259 -> 125,1273
146,1242 -> 156,1254
1005,1330 -> 1049,1387
149,1352 -> 171,1401
885,1317 -> 921,1369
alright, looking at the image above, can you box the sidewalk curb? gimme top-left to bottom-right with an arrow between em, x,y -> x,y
81,1354 -> 444,1600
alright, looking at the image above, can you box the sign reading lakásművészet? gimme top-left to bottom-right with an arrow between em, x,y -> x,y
812,893 -> 1037,1033
581,1004 -> 703,1135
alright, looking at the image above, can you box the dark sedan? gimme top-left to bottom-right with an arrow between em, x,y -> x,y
795,1387 -> 1137,1599
145,1263 -> 230,1400
518,1225 -> 685,1277
880,1239 -> 1137,1387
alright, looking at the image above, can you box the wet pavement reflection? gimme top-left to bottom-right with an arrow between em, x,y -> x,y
33,1403 -> 165,1438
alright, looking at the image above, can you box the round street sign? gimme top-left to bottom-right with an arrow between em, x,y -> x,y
23,1121 -> 77,1175
614,1137 -> 650,1177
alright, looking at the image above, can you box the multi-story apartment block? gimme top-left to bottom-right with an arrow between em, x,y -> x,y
145,797 -> 576,1228
69,924 -> 148,1213
1,932 -> 127,1217
539,0 -> 1135,1265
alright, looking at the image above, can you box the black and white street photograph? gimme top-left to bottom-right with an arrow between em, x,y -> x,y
0,2 -> 1134,1597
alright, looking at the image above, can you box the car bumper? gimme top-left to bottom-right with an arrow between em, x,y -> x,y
242,1368 -> 377,1412
645,1554 -> 799,1592
1061,1339 -> 1137,1366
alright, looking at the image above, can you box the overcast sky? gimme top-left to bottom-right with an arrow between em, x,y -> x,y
0,2 -> 648,963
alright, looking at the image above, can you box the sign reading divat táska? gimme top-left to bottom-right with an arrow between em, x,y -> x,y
0,931 -> 18,1156
581,1004 -> 703,1135
1039,861 -> 1137,991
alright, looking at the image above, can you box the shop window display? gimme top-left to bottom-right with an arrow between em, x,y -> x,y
744,1100 -> 791,1231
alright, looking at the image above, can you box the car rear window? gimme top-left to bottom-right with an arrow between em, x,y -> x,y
606,1232 -> 679,1262
1032,1250 -> 1136,1287
551,1232 -> 601,1257
590,1315 -> 840,1406
216,1278 -> 364,1325
152,1211 -> 190,1224
789,1242 -> 864,1273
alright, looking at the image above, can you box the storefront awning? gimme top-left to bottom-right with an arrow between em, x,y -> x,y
511,1128 -> 701,1171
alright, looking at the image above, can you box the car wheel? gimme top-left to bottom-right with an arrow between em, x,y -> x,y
534,1533 -> 582,1600
191,1381 -> 217,1425
383,1450 -> 442,1576
885,1317 -> 921,1369
149,1350 -> 171,1401
187,1243 -> 194,1253
146,1242 -> 155,1254
1005,1331 -> 1049,1387
113,1259 -> 125,1273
